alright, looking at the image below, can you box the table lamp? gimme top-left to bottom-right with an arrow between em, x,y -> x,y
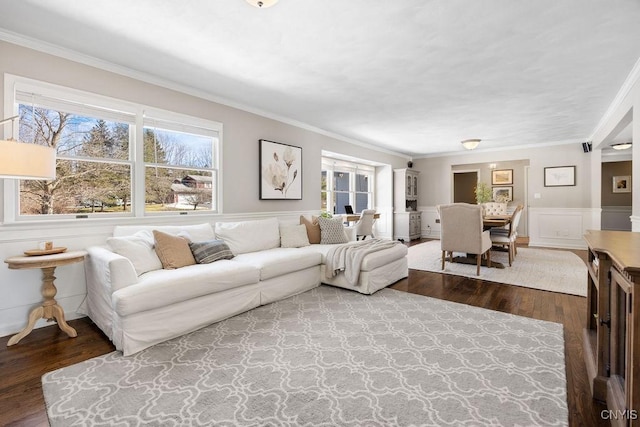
0,115 -> 56,180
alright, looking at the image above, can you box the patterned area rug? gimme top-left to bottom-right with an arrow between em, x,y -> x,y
408,241 -> 587,297
43,286 -> 567,426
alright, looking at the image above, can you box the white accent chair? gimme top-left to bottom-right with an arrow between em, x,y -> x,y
489,205 -> 524,266
354,209 -> 377,240
482,202 -> 508,216
438,203 -> 492,276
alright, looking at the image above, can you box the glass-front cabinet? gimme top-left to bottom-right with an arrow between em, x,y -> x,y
394,168 -> 421,240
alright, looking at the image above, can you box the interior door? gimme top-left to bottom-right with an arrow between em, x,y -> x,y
453,171 -> 478,203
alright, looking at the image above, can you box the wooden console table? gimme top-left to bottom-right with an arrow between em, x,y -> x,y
584,230 -> 640,426
5,250 -> 86,346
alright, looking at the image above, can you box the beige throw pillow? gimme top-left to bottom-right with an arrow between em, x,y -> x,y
153,230 -> 196,269
300,215 -> 321,244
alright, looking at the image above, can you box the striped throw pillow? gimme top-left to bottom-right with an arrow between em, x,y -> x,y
189,240 -> 235,264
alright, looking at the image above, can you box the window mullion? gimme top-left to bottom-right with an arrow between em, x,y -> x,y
133,112 -> 145,217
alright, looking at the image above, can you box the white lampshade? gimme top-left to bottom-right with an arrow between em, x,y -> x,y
461,139 -> 481,150
0,139 -> 56,180
611,142 -> 632,150
246,0 -> 278,7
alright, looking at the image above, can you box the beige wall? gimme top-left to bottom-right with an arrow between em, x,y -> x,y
601,161 -> 632,206
414,143 -> 593,208
0,40 -> 408,217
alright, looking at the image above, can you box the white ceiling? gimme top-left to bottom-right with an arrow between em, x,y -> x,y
1,0 -> 639,157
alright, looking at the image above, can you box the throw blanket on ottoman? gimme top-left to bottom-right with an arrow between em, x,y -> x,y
325,239 -> 401,285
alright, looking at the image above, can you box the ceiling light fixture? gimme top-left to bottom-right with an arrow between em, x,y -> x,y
611,142 -> 632,150
0,115 -> 56,180
246,0 -> 279,8
461,139 -> 481,150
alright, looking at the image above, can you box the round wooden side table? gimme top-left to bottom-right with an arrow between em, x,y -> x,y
5,250 -> 87,346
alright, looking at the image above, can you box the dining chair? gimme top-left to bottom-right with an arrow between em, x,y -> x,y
438,203 -> 492,276
482,202 -> 507,216
354,209 -> 376,240
489,205 -> 523,266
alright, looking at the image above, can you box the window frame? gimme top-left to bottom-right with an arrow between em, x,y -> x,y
3,75 -> 223,223
321,157 -> 374,215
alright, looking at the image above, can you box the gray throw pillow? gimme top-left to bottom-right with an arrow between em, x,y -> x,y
189,239 -> 235,264
318,216 -> 349,244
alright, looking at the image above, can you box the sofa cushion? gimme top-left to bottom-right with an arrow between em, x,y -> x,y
232,247 -> 321,280
113,223 -> 215,242
280,224 -> 310,248
300,215 -> 321,244
153,230 -> 196,269
215,218 -> 280,255
318,216 -> 349,244
308,242 -> 408,272
189,239 -> 235,264
106,230 -> 162,276
112,261 -> 260,317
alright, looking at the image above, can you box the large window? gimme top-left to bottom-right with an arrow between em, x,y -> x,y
5,77 -> 221,221
321,158 -> 374,215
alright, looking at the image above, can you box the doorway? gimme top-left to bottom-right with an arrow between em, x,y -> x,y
453,171 -> 478,203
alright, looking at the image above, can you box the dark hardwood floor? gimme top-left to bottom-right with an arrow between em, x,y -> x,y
0,238 -> 607,426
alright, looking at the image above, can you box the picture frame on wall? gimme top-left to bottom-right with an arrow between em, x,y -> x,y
259,139 -> 302,200
492,186 -> 513,202
613,175 -> 631,193
492,169 -> 513,185
544,166 -> 576,187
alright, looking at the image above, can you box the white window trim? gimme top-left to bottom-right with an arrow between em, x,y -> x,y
321,157 -> 375,215
3,74 -> 223,223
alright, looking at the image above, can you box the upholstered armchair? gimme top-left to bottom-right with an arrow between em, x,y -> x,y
437,203 -> 492,276
354,209 -> 376,240
482,202 -> 507,216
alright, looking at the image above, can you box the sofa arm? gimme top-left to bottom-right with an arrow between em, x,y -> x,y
86,246 -> 138,293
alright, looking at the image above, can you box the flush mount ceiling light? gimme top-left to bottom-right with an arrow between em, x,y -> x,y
246,0 -> 279,8
461,139 -> 481,150
611,142 -> 632,150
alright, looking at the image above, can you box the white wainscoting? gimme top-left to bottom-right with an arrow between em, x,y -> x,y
528,207 -> 600,250
0,210 -> 321,338
601,206 -> 632,231
419,206 -> 441,239
373,205 -> 393,240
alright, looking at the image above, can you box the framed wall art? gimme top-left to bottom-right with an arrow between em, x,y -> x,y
544,166 -> 576,187
259,139 -> 302,200
613,175 -> 631,193
492,186 -> 513,202
492,169 -> 513,185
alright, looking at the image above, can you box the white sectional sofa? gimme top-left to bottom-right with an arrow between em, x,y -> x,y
83,218 -> 408,355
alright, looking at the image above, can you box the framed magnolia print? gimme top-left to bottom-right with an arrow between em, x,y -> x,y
613,175 -> 631,193
492,169 -> 513,185
544,166 -> 576,187
259,139 -> 302,200
492,186 -> 513,202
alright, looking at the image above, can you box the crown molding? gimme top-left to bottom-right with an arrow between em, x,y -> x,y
412,138 -> 586,159
0,29 -> 410,161
589,55 -> 640,142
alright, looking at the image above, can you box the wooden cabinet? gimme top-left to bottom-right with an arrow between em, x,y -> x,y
394,169 -> 421,240
394,212 -> 422,241
584,230 -> 640,426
